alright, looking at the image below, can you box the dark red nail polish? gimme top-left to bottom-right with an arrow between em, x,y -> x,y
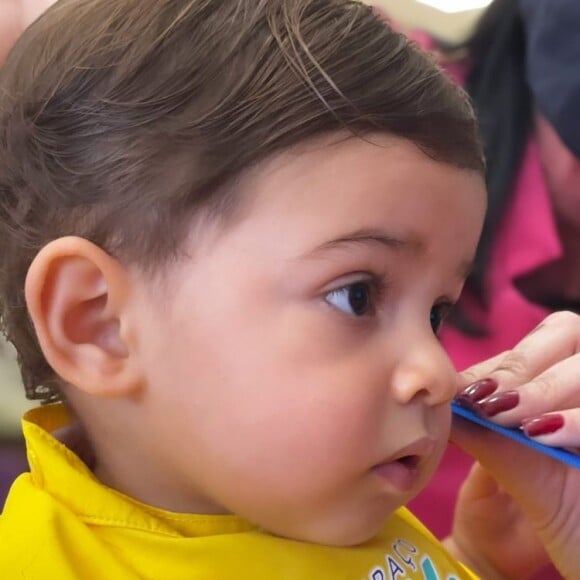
522,414 -> 564,437
456,378 -> 498,409
477,390 -> 519,417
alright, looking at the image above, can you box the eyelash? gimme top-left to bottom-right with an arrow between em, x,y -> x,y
430,301 -> 454,336
324,275 -> 386,318
324,276 -> 455,336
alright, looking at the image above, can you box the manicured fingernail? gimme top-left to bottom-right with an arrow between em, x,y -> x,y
522,414 -> 564,437
455,378 -> 498,408
476,390 -> 519,417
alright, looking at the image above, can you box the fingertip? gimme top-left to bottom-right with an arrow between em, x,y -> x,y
522,414 -> 565,438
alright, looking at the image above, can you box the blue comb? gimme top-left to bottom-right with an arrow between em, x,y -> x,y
451,401 -> 580,468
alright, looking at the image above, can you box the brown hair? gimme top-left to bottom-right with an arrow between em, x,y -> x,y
0,0 -> 484,402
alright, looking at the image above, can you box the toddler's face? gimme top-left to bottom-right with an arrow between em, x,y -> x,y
130,134 -> 486,545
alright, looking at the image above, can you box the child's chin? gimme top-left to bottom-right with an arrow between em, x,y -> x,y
306,521 -> 388,548
275,509 -> 397,548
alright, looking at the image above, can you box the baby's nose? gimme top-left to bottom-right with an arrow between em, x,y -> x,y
390,339 -> 457,406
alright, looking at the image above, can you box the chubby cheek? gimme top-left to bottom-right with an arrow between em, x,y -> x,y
156,301 -> 377,469
140,271 -> 387,514
145,320 -> 367,445
204,363 -> 383,497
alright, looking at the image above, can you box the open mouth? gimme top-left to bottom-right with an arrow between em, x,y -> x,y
372,437 -> 435,492
372,456 -> 422,492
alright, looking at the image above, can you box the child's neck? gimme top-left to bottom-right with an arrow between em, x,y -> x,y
76,420 -> 229,515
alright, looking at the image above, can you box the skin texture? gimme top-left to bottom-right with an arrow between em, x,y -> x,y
0,0 -> 55,60
25,134 -> 486,547
0,0 -> 21,62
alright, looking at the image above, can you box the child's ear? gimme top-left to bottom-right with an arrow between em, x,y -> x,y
25,236 -> 142,398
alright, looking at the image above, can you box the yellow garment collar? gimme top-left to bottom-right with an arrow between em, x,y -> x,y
22,404 -> 255,537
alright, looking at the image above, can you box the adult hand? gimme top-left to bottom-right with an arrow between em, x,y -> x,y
449,311 -> 580,578
447,462 -> 550,579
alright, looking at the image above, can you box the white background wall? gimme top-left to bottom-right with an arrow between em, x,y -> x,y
0,344 -> 32,437
375,0 -> 484,42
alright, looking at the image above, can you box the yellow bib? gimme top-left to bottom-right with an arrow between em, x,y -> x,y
0,405 -> 477,579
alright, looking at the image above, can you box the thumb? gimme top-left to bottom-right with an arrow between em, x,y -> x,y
457,462 -> 501,503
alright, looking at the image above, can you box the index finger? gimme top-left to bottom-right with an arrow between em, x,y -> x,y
458,351 -> 507,389
460,311 -> 580,393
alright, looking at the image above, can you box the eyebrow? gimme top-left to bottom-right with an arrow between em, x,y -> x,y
304,228 -> 421,257
303,227 -> 474,280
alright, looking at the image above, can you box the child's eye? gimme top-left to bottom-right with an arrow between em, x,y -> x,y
325,282 -> 375,317
430,302 -> 453,335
